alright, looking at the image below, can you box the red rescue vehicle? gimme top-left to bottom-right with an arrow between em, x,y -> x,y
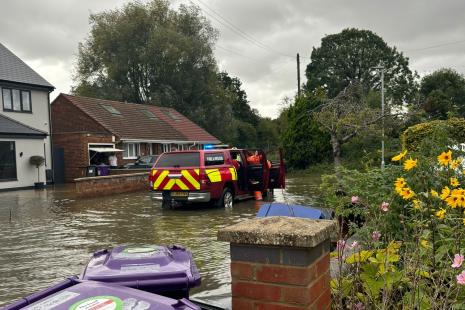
149,148 -> 285,207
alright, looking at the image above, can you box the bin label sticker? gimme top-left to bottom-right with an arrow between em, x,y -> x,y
122,298 -> 150,310
120,263 -> 161,273
24,291 -> 80,310
124,246 -> 159,254
114,246 -> 167,259
69,296 -> 122,310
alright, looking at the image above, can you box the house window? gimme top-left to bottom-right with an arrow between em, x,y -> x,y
123,142 -> 139,159
2,88 -> 32,112
162,144 -> 170,153
0,141 -> 17,181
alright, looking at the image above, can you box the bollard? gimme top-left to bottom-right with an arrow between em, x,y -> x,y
218,216 -> 336,310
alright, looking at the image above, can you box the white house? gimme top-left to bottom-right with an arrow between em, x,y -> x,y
0,43 -> 54,190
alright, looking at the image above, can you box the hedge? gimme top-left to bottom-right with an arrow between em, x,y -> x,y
401,118 -> 465,151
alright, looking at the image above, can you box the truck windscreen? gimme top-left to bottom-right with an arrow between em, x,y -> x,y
155,153 -> 200,167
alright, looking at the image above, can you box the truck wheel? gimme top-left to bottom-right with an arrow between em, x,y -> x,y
162,198 -> 172,209
217,187 -> 234,208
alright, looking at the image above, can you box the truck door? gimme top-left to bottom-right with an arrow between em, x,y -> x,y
244,149 -> 269,192
268,149 -> 286,190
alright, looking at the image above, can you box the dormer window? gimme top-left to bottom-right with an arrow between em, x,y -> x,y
2,88 -> 31,112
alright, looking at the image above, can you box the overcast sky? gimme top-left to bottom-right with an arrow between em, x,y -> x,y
2,0 -> 465,118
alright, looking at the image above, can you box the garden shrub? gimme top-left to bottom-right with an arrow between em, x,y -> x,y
402,118 -> 465,152
322,145 -> 465,309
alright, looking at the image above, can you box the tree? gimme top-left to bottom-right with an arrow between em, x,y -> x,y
305,28 -> 417,105
281,91 -> 331,169
73,0 -> 233,139
419,68 -> 465,119
218,72 -> 260,126
313,83 -> 384,175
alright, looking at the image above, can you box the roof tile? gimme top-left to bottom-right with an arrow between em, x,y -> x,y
59,94 -> 219,143
0,43 -> 54,89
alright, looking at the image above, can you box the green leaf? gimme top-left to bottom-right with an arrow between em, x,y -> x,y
345,250 -> 374,264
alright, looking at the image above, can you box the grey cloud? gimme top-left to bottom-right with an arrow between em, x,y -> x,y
2,0 -> 465,118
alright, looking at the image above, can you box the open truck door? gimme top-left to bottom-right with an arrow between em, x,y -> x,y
268,148 -> 285,190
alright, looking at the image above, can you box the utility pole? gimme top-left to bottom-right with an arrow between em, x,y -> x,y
381,68 -> 385,171
371,66 -> 385,170
297,53 -> 301,98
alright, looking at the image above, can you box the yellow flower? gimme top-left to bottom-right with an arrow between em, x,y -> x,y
420,239 -> 430,248
394,177 -> 407,194
446,195 -> 459,208
412,199 -> 421,209
392,150 -> 407,162
430,189 -> 439,198
441,186 -> 451,200
435,209 -> 446,220
404,158 -> 417,171
400,187 -> 415,200
438,150 -> 453,166
451,177 -> 460,187
452,158 -> 463,169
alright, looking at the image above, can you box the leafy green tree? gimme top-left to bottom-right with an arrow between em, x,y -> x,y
281,92 -> 331,169
419,68 -> 465,119
313,83 -> 384,179
73,0 -> 233,139
305,28 -> 417,105
218,72 -> 260,126
256,118 -> 279,152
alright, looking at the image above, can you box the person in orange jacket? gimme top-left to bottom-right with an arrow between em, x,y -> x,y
247,151 -> 261,164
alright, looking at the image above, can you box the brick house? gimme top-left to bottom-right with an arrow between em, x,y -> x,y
51,94 -> 220,182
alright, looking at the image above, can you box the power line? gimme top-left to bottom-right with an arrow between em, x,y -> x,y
192,0 -> 302,59
405,39 -> 465,52
215,44 -> 260,62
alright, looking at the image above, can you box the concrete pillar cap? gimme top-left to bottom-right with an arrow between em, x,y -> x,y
218,216 -> 337,248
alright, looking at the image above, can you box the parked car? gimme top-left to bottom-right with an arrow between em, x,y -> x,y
149,148 -> 285,207
124,155 -> 158,169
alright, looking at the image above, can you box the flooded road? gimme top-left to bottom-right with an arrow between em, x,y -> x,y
0,172 -> 321,308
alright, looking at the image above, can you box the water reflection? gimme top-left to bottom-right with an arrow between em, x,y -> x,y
0,172 -> 321,307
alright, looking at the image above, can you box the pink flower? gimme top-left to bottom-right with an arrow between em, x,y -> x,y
351,196 -> 360,204
457,270 -> 465,285
336,239 -> 346,252
380,202 -> 389,212
350,241 -> 358,249
354,302 -> 365,310
372,231 -> 381,241
452,254 -> 464,268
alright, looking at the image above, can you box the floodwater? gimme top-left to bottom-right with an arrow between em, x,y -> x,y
0,172 -> 322,308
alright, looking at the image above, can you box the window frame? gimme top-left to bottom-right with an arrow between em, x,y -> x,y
2,87 -> 32,113
0,141 -> 17,182
123,142 -> 139,159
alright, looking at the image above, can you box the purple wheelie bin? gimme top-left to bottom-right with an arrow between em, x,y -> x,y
80,245 -> 201,299
2,277 -> 200,310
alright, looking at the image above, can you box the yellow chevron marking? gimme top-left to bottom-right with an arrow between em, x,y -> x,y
164,179 -> 176,190
229,167 -> 237,181
175,179 -> 189,190
194,169 -> 199,175
154,170 -> 169,189
182,170 -> 200,189
152,169 -> 157,176
206,169 -> 221,183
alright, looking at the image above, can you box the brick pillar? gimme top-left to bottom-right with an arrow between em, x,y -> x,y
218,216 -> 336,310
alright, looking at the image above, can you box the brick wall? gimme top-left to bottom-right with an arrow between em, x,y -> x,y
52,95 -> 116,182
52,95 -> 110,134
218,217 -> 336,310
230,242 -> 331,310
53,133 -> 113,182
75,172 -> 149,197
